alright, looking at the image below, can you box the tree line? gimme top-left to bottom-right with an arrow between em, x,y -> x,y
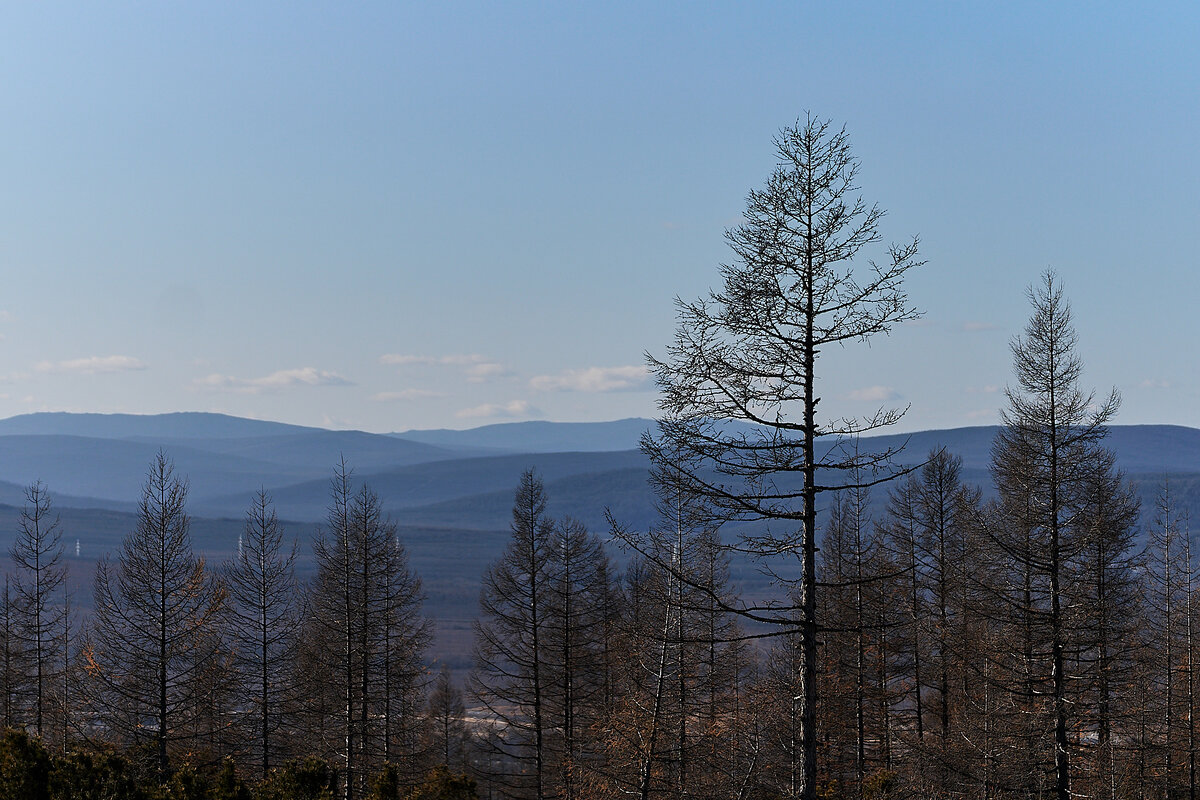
465,399 -> 1191,800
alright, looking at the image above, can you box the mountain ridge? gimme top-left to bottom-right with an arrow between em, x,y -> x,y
0,412 -> 1194,668
0,411 -> 321,439
0,413 -> 1195,531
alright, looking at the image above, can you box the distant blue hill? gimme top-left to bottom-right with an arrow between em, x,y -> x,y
876,424 -> 1200,475
1097,426 -> 1200,474
0,412 -> 1192,670
394,466 -> 656,532
0,434 -> 316,501
0,412 -> 1196,532
136,431 -> 467,471
194,449 -> 652,521
0,411 -> 319,439
392,420 -> 1200,475
0,415 -> 476,505
0,479 -> 138,514
392,418 -> 656,453
9,413 -> 1195,476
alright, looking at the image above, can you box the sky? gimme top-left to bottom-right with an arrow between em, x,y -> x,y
1,2 -> 1197,433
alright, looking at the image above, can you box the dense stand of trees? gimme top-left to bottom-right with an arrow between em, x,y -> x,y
462,349 -> 1193,800
0,453 -> 461,799
3,422 -> 1193,800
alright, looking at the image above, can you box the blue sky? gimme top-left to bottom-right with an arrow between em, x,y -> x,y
1,3 -> 1196,432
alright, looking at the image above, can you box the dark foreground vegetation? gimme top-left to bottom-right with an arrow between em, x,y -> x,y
0,727 -> 477,799
0,116 -> 1188,800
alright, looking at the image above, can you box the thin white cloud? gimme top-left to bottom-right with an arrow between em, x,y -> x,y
380,353 -> 511,382
531,365 -> 650,393
465,362 -> 512,382
848,385 -> 899,403
380,354 -> 437,366
195,367 -> 353,394
1140,378 -> 1171,389
381,353 -> 485,366
965,408 -> 999,421
441,354 -> 489,366
965,385 -> 1001,395
371,389 -> 445,402
456,400 -> 534,419
35,355 -> 147,375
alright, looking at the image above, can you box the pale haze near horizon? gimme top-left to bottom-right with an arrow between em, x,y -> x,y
1,3 -> 1196,433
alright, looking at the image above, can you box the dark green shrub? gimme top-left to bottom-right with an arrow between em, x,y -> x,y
163,765 -> 211,800
405,764 -> 478,800
212,757 -> 251,800
367,763 -> 400,800
253,756 -> 337,800
49,747 -> 147,800
0,729 -> 51,800
862,769 -> 897,799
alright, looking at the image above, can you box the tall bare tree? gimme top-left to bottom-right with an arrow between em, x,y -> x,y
0,577 -> 23,730
426,664 -> 470,770
375,512 -> 432,779
543,516 -> 610,799
880,474 -> 927,752
990,271 -> 1120,800
877,449 -> 990,795
82,451 -> 227,778
617,553 -> 679,800
55,590 -> 76,753
306,461 -> 431,799
1144,481 -> 1187,798
637,114 -> 922,800
306,458 -> 358,795
1073,451 -> 1139,800
225,489 -> 300,778
471,469 -> 555,800
819,488 -> 876,794
10,481 -> 67,740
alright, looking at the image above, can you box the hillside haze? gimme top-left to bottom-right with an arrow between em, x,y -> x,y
0,412 -> 1197,668
0,413 -> 1196,527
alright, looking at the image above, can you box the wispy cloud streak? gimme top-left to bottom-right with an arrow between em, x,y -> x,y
195,367 -> 352,394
